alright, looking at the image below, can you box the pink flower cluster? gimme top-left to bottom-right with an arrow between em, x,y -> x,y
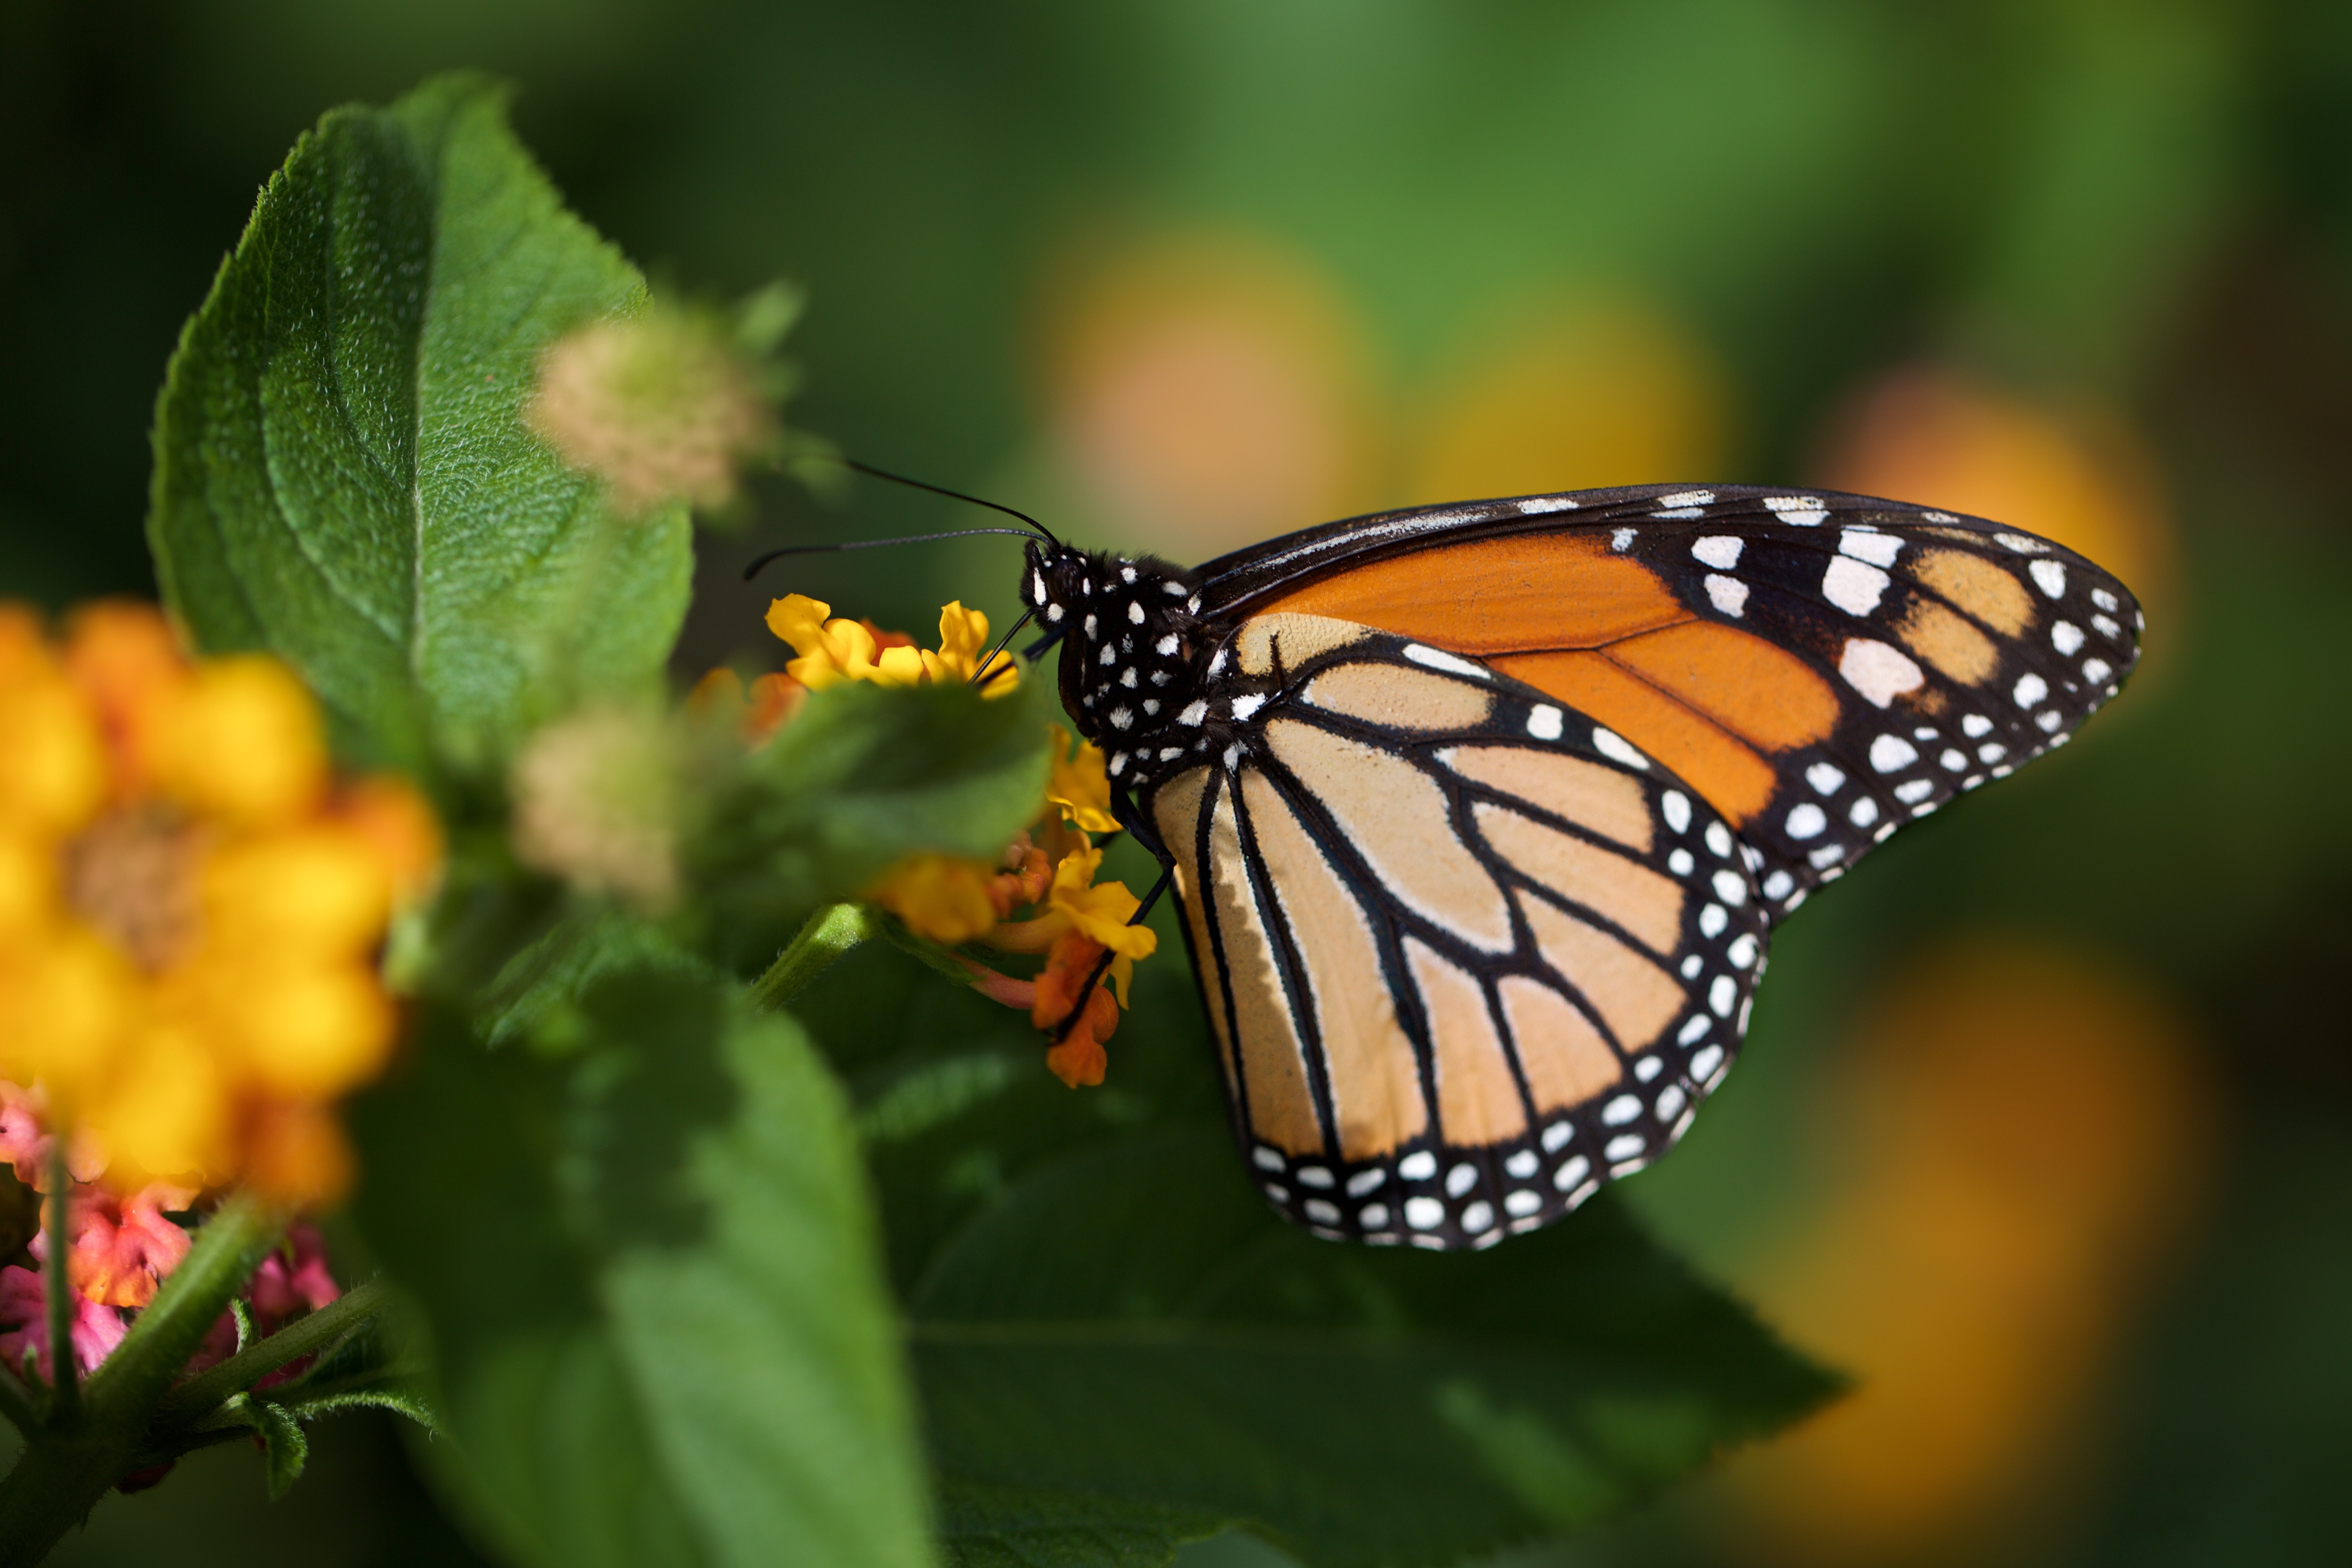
0,1079 -> 339,1387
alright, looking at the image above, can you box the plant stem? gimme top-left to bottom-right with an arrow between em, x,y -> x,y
155,1277 -> 388,1425
42,1144 -> 75,1428
749,901 -> 877,1012
0,1364 -> 35,1438
0,1191 -> 287,1568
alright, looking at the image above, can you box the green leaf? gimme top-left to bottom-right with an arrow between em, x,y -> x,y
791,923 -> 1837,1568
349,960 -> 934,1568
252,1400 -> 310,1501
935,1476 -> 1222,1568
148,71 -> 692,773
682,678 -> 1054,970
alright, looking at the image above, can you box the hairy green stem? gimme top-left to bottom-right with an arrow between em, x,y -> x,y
750,901 -> 878,1012
0,1364 -> 34,1438
156,1277 -> 387,1425
0,1191 -> 287,1568
42,1144 -> 75,1428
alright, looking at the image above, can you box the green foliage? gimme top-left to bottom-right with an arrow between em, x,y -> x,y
798,920 -> 1839,1568
349,957 -> 934,1568
148,73 -> 692,775
684,677 -> 1055,968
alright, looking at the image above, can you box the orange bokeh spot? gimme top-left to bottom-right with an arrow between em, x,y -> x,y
1041,232 -> 1382,558
1817,368 -> 2175,648
1724,937 -> 2206,1559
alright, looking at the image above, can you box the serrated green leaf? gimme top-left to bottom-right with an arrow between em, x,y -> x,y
148,71 -> 692,773
350,961 -> 933,1568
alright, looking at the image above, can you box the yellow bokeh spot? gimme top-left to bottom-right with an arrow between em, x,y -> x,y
219,960 -> 395,1101
201,826 -> 392,960
87,1023 -> 232,1189
1723,938 -> 2203,1558
163,656 -> 330,825
0,672 -> 109,836
1405,293 -> 1732,505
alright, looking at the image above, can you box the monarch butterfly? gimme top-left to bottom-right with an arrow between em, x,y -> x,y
998,481 -> 2141,1251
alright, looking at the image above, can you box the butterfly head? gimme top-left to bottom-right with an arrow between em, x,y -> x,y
1020,540 -> 1208,789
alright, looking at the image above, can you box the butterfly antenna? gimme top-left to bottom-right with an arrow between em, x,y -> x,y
968,607 -> 1036,688
843,458 -> 1062,548
741,458 -> 1062,582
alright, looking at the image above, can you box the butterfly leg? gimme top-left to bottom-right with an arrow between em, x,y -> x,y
1046,859 -> 1174,1046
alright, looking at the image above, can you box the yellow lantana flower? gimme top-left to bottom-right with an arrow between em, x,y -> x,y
1045,842 -> 1157,1006
764,595 -> 1018,696
0,602 -> 439,1204
867,853 -> 1001,945
1045,725 -> 1119,834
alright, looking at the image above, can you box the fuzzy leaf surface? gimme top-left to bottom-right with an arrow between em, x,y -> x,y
148,72 -> 691,772
350,962 -> 931,1568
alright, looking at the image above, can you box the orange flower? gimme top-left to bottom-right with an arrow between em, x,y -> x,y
688,667 -> 807,745
0,601 -> 438,1205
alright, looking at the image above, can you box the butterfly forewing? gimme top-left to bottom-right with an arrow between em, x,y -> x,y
1145,615 -> 1769,1250
1203,486 -> 2143,916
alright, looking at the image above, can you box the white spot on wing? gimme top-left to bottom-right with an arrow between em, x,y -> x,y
1398,1151 -> 1437,1180
1404,644 -> 1491,681
1785,803 -> 1827,839
1592,727 -> 1649,769
1839,529 -> 1903,567
1661,790 -> 1691,833
2052,621 -> 2084,655
1660,489 -> 1715,507
1519,495 -> 1578,514
1807,761 -> 1846,794
1705,575 -> 1749,617
1692,535 -> 1744,569
1822,555 -> 1891,615
1869,734 -> 1918,772
1229,693 -> 1267,723
1526,704 -> 1564,741
1611,527 -> 1636,551
2030,560 -> 2067,598
1841,640 -> 1926,707
2013,672 -> 2049,708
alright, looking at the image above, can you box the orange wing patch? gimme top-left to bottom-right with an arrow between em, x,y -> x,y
1605,621 -> 1841,753
1260,538 -> 1833,827
1264,532 -> 1687,652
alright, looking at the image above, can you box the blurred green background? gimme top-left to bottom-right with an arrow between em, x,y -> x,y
5,1 -> 2349,1564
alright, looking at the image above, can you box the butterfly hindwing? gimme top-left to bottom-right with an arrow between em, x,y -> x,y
1144,614 -> 1769,1250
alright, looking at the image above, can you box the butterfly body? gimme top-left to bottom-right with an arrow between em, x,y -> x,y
1019,484 -> 2141,1250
